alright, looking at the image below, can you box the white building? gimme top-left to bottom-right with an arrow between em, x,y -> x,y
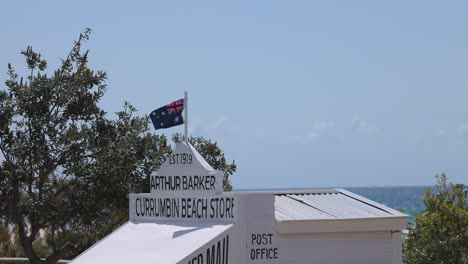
70,142 -> 407,264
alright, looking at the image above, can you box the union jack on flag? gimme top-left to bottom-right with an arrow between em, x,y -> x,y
150,99 -> 184,130
166,99 -> 184,114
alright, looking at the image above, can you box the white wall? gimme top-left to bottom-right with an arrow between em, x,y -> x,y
276,232 -> 394,264
236,193 -> 401,264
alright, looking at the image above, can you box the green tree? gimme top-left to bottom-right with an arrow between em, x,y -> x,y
0,29 -> 236,263
404,173 -> 468,264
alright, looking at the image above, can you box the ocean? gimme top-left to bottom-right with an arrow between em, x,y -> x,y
346,186 -> 430,218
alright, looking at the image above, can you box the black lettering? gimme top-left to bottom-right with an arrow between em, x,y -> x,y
251,233 -> 274,245
182,198 -> 187,217
182,176 -> 187,189
158,199 -> 164,216
168,153 -> 193,165
135,198 -> 141,216
210,176 -> 216,189
196,199 -> 202,218
189,176 -> 194,189
175,176 -> 181,190
194,176 -> 199,190
207,244 -> 216,264
249,247 -> 279,260
154,175 -> 218,191
204,176 -> 208,189
225,235 -> 229,264
219,199 -> 225,218
249,233 -> 277,260
203,235 -> 229,264
149,198 -> 155,216
198,176 -> 205,190
222,237 -> 226,264
191,198 -> 197,217
166,198 -> 171,217
225,198 -> 231,218
216,240 -> 221,264
229,198 -> 234,218
164,177 -> 170,190
174,198 -> 180,218
268,234 -> 273,244
156,176 -> 162,190
187,198 -> 192,218
188,253 -> 203,264
189,256 -> 195,264
150,176 -> 155,190
202,199 -> 208,218
145,198 -> 150,216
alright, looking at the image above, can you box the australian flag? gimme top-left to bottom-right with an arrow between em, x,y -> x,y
150,99 -> 184,130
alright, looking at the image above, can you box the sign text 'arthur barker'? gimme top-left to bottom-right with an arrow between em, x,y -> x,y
151,175 -> 217,191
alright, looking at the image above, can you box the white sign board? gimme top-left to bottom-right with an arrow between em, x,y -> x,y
130,142 -> 236,223
129,194 -> 237,222
150,142 -> 224,196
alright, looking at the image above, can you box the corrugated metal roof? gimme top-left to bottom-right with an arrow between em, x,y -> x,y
275,189 -> 401,221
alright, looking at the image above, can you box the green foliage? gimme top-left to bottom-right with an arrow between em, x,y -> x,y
0,223 -> 24,257
404,173 -> 468,264
0,28 -> 168,264
172,133 -> 236,191
0,29 -> 236,264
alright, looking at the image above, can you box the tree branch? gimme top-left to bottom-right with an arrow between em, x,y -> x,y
45,242 -> 77,264
9,181 -> 41,263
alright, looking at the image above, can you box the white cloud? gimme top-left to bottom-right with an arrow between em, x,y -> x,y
303,121 -> 336,144
351,117 -> 380,136
210,117 -> 228,130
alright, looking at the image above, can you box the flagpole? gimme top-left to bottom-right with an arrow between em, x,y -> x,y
184,91 -> 188,144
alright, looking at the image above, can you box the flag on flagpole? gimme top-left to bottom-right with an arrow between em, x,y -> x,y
150,99 -> 184,130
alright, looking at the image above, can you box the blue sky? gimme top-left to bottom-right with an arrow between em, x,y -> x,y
1,1 -> 467,189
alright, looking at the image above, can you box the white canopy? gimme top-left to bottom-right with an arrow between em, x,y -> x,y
70,222 -> 233,264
